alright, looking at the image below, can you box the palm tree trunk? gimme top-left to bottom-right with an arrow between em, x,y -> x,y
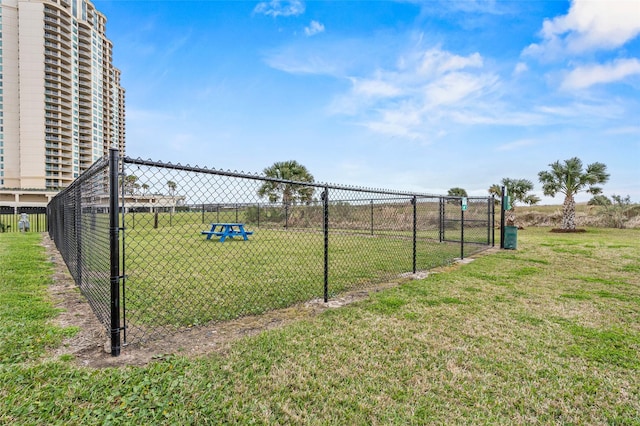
506,205 -> 516,227
562,194 -> 576,230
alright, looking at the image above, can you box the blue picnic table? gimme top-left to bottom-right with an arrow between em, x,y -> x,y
201,223 -> 253,242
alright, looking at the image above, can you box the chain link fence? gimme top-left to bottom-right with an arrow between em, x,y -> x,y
48,156 -> 114,345
49,150 -> 494,355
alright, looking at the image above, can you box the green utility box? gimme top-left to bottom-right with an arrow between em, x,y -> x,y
504,226 -> 518,250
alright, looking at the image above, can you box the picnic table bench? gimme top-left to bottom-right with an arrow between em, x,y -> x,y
201,223 -> 253,242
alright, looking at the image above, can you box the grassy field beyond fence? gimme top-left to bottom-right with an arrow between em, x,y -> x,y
1,227 -> 639,424
124,222 -> 468,329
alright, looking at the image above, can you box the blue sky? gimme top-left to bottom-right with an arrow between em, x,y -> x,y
95,0 -> 640,203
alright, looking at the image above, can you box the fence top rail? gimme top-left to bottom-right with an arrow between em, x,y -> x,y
123,156 -> 491,201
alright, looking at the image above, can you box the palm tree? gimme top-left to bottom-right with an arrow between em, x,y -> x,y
167,180 -> 177,197
538,157 -> 609,230
447,187 -> 468,197
166,180 -> 178,214
141,183 -> 150,196
122,175 -> 139,195
258,161 -> 315,205
587,195 -> 611,206
488,178 -> 540,226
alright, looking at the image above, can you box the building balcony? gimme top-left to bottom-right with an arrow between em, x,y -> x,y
44,24 -> 62,35
45,50 -> 72,65
78,26 -> 91,38
45,120 -> 63,128
78,49 -> 91,60
44,73 -> 60,82
59,143 -> 73,152
45,112 -> 60,119
44,30 -> 59,39
44,41 -> 61,51
44,67 -> 64,78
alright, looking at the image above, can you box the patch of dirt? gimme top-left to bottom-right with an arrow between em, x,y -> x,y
43,235 -> 495,368
550,228 -> 588,233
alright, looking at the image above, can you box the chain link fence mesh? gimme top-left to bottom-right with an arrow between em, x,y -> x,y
120,157 -> 494,345
48,157 -> 113,329
49,153 -> 494,353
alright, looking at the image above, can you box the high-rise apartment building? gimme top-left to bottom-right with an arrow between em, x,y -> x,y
0,0 -> 124,202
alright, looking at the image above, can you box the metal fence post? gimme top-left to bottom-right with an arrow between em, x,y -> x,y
460,205 -> 465,260
323,187 -> 329,303
500,186 -> 506,249
492,197 -> 495,247
412,196 -> 417,273
370,200 -> 374,235
439,197 -> 445,242
488,197 -> 493,246
109,148 -> 121,356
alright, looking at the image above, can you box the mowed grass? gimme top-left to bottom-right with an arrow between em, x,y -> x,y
1,227 -> 639,424
123,216 -> 470,329
0,234 -> 78,363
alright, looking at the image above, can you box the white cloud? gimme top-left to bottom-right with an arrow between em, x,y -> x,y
304,20 -> 325,36
524,0 -> 640,59
605,126 -> 640,135
417,0 -> 509,15
254,0 -> 305,18
447,109 -> 546,126
424,71 -> 492,106
263,41 -> 345,75
496,138 -> 537,151
351,78 -> 402,98
535,101 -> 625,121
363,105 -> 425,140
561,58 -> 640,90
513,62 -> 528,75
418,49 -> 483,76
326,47 -> 500,139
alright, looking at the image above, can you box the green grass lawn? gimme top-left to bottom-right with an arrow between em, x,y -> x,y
1,227 -> 639,424
123,221 -> 480,336
0,234 -> 78,364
